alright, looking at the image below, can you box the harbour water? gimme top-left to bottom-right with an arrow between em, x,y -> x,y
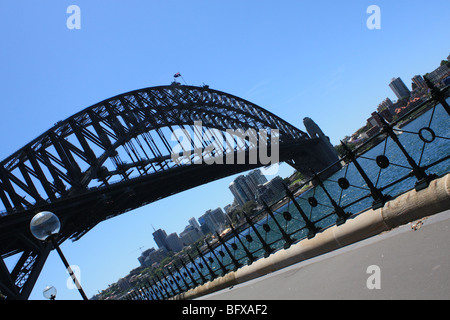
153,99 -> 450,297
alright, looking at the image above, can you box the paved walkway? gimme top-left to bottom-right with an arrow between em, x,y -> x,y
200,209 -> 450,300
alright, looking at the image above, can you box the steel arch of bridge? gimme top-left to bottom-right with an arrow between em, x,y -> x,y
0,83 -> 337,299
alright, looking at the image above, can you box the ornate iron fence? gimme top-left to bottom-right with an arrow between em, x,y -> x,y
124,83 -> 449,300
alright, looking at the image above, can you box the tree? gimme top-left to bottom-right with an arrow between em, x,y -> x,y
242,200 -> 257,215
228,207 -> 242,224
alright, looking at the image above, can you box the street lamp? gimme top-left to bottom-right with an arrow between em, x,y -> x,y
30,211 -> 88,300
43,285 -> 57,300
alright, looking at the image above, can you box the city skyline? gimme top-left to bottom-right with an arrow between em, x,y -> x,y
0,1 -> 449,300
144,168 -> 286,251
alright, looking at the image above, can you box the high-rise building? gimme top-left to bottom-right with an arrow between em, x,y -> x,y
229,176 -> 254,206
138,248 -> 155,267
426,64 -> 450,85
166,232 -> 183,252
199,207 -> 227,233
377,97 -> 394,112
229,169 -> 267,206
412,75 -> 427,89
247,169 -> 268,188
180,225 -> 203,246
367,112 -> 383,128
188,217 -> 201,230
152,229 -> 169,251
389,77 -> 411,99
146,247 -> 167,266
255,176 -> 286,205
198,216 -> 211,235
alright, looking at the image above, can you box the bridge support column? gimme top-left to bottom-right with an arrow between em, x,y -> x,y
1,242 -> 52,300
287,117 -> 342,181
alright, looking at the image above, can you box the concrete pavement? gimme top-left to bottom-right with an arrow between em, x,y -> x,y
199,209 -> 450,300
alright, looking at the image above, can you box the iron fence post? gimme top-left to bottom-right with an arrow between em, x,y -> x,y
173,261 -> 191,291
309,169 -> 350,225
283,184 -> 319,238
340,141 -> 390,209
154,274 -> 169,299
147,280 -> 158,300
242,210 -> 274,257
205,239 -> 228,276
229,223 -> 256,265
187,253 -> 207,284
196,246 -> 216,281
166,266 -> 182,294
180,257 -> 199,287
376,112 -> 435,190
142,284 -> 150,300
262,200 -> 295,249
145,280 -> 157,300
161,269 -> 175,297
140,287 -> 149,300
147,285 -> 154,300
151,279 -> 164,300
424,76 -> 450,116
216,232 -> 242,270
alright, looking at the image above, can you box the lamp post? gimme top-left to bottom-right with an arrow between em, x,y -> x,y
30,211 -> 88,300
43,285 -> 57,300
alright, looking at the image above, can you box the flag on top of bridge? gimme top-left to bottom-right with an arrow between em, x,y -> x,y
173,72 -> 181,78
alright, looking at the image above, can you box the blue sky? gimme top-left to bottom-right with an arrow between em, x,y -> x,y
0,1 -> 449,300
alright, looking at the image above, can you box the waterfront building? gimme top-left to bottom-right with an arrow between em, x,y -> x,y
188,217 -> 201,230
367,112 -> 383,129
137,248 -> 155,266
229,176 -> 254,206
412,75 -> 427,89
247,169 -> 268,188
229,169 -> 268,206
166,232 -> 183,252
145,247 -> 168,266
235,174 -> 256,200
255,176 -> 285,205
377,97 -> 394,113
137,255 -> 146,267
389,77 -> 411,100
199,207 -> 227,234
426,64 -> 450,86
198,220 -> 211,235
365,125 -> 380,138
180,225 -> 203,246
378,108 -> 394,122
152,228 -> 170,251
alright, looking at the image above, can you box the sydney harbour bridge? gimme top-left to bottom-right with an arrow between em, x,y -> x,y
0,83 -> 339,299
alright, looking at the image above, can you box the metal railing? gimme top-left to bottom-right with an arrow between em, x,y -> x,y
124,83 -> 450,300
